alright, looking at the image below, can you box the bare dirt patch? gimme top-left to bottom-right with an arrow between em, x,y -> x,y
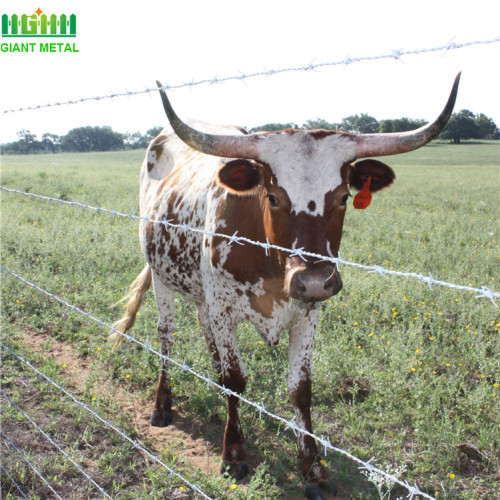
20,328 -> 225,476
2,328 -> 353,499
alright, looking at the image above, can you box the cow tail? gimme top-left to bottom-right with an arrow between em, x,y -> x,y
110,265 -> 152,350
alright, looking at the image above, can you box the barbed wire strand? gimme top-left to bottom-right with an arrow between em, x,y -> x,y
1,186 -> 497,306
1,39 -> 494,500
0,430 -> 64,500
0,462 -> 30,499
0,343 -> 216,500
1,269 -> 434,499
2,36 -> 499,114
1,391 -> 113,499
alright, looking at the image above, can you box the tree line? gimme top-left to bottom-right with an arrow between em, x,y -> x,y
250,110 -> 499,143
1,126 -> 164,155
1,110 -> 498,155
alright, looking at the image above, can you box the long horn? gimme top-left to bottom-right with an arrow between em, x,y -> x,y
156,81 -> 260,159
352,72 -> 461,158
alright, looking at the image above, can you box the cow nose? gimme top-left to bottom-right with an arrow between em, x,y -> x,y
291,265 -> 343,302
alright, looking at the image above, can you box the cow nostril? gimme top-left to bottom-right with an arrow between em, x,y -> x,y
296,274 -> 307,293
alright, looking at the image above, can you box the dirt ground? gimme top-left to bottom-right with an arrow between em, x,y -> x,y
2,329 -> 346,499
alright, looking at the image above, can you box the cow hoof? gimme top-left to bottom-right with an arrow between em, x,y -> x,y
305,480 -> 337,500
150,411 -> 172,427
305,484 -> 324,500
220,461 -> 248,481
320,478 -> 337,496
236,462 -> 249,480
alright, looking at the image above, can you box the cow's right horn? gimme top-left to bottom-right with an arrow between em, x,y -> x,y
352,72 -> 461,158
156,81 -> 261,159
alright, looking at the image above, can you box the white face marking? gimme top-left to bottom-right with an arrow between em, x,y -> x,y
258,133 -> 355,215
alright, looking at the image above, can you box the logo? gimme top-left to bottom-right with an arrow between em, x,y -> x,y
1,8 -> 78,53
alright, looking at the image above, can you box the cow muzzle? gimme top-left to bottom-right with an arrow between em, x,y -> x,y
285,259 -> 343,303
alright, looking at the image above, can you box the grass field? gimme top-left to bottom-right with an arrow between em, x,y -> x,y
1,142 -> 499,499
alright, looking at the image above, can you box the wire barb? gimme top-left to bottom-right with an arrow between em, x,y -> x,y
1,186 -> 498,305
1,343 -> 216,500
1,269 -> 438,499
2,36 -> 499,114
2,392 -> 113,499
1,431 -> 64,500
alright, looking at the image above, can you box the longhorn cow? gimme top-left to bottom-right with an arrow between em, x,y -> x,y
113,74 -> 460,499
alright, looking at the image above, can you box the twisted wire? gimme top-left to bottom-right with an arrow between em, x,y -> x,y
1,342 -> 216,500
0,462 -> 29,499
1,391 -> 113,499
1,269 -> 435,499
2,36 -> 499,114
0,430 -> 64,500
1,186 -> 497,305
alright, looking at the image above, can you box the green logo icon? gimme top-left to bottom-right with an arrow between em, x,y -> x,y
2,8 -> 76,37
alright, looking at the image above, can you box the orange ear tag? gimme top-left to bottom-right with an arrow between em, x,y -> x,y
353,176 -> 372,209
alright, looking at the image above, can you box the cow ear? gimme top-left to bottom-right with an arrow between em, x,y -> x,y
217,160 -> 263,195
348,159 -> 395,192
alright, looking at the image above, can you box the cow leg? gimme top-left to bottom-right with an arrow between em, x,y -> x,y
208,311 -> 248,480
196,304 -> 222,379
288,310 -> 337,499
151,276 -> 176,428
220,365 -> 248,481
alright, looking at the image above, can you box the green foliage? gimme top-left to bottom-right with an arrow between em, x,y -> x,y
440,109 -> 479,143
41,132 -> 61,153
1,144 -> 499,498
475,113 -> 500,139
340,113 -> 379,133
61,126 -> 124,152
1,126 -> 164,155
379,117 -> 427,133
249,122 -> 299,132
1,129 -> 47,155
440,109 -> 499,143
302,118 -> 340,130
2,110 -> 498,156
252,111 -> 499,141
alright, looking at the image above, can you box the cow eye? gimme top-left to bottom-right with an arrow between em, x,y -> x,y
267,194 -> 279,208
341,194 -> 350,206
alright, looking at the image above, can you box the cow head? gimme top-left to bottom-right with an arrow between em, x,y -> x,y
156,74 -> 460,303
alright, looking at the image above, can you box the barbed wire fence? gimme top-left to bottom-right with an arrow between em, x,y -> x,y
2,36 -> 499,499
0,268 -> 435,500
1,343 -> 216,500
1,187 -> 498,305
1,391 -> 113,500
1,36 -> 499,115
1,431 -> 64,500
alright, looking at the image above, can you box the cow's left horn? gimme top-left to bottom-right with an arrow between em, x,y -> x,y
352,73 -> 461,158
156,81 -> 260,159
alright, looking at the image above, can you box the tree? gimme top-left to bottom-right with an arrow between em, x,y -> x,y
42,133 -> 61,153
61,126 -> 124,152
379,118 -> 428,133
339,113 -> 379,134
143,126 -> 164,143
15,129 -> 41,154
1,141 -> 22,154
302,118 -> 340,130
440,109 -> 480,143
249,122 -> 298,133
475,113 -> 499,139
123,131 -> 149,150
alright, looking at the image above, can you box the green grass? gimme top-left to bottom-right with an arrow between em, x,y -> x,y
1,142 -> 499,499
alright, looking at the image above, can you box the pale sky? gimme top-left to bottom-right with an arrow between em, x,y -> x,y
1,0 -> 499,144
